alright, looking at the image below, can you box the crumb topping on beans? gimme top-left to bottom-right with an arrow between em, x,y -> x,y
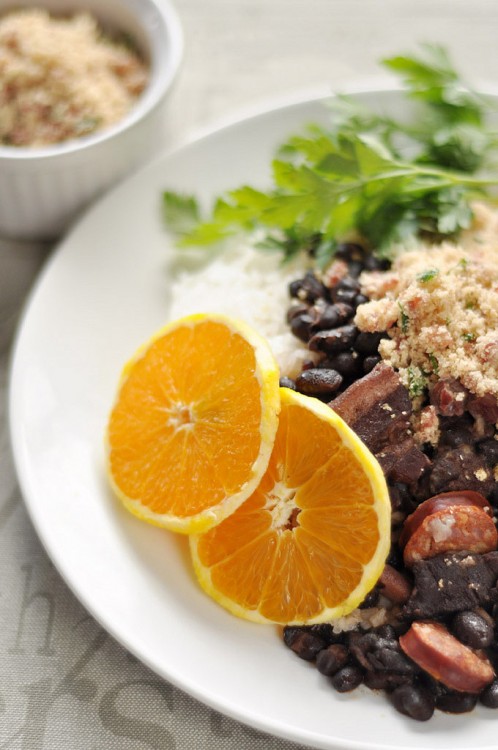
355,203 -> 498,400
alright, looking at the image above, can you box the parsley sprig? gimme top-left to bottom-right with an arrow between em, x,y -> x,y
163,44 -> 498,265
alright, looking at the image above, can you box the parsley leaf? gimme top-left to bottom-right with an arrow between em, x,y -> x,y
382,44 -> 484,125
428,353 -> 439,374
163,44 -> 498,265
407,365 -> 428,398
398,303 -> 410,333
417,268 -> 439,283
383,43 -> 497,173
162,192 -> 202,236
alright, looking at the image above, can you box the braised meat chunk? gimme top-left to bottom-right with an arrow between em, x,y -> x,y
330,362 -> 430,483
403,551 -> 498,619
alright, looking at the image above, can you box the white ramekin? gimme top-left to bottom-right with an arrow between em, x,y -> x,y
0,0 -> 183,240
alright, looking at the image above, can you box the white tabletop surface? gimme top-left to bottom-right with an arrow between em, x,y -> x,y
2,1 -> 498,748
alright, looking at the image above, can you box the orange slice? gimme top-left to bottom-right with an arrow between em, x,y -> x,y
106,313 -> 280,534
190,387 -> 391,624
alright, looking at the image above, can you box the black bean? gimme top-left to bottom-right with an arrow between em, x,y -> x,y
364,255 -> 390,271
390,684 -> 435,721
347,632 -> 370,669
283,624 -> 337,647
283,626 -> 301,647
331,287 -> 358,306
309,325 -> 358,355
364,672 -> 412,691
363,355 -> 381,374
335,242 -> 366,263
480,680 -> 498,708
316,644 -> 349,676
354,331 -> 383,355
346,631 -> 362,648
452,611 -> 494,649
288,279 -> 305,299
286,302 -> 309,324
295,368 -> 343,396
320,352 -> 361,379
428,452 -> 465,493
312,304 -> 340,330
376,625 -> 397,641
340,275 -> 360,290
283,628 -> 325,660
436,691 -> 477,714
334,302 -> 355,323
478,438 -> 498,466
279,376 -> 296,390
330,665 -> 364,692
290,313 -> 316,342
309,624 -> 340,645
354,293 -> 369,307
288,272 -> 327,303
349,631 -> 418,675
347,260 -> 364,278
418,672 -> 444,699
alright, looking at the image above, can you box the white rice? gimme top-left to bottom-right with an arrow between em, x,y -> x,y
168,240 -> 313,378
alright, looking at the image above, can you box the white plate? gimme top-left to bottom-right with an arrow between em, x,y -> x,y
9,90 -> 498,750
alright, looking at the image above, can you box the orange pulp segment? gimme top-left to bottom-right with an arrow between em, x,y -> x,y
106,313 -> 280,534
190,387 -> 391,624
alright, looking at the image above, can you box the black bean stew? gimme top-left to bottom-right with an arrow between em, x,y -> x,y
281,243 -> 498,721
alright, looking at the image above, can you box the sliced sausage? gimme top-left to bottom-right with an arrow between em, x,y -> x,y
399,621 -> 495,694
399,491 -> 492,549
402,504 -> 498,566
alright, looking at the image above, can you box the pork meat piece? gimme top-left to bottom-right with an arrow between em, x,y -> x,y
329,362 -> 412,454
377,439 -> 431,484
403,551 -> 498,619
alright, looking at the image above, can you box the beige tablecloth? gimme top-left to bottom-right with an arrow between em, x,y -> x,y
2,1 -> 498,747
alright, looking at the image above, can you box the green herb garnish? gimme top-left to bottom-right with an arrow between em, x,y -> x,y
163,192 -> 202,236
164,44 -> 498,265
462,332 -> 477,342
428,353 -> 439,374
407,366 -> 428,398
417,268 -> 440,283
398,303 -> 410,333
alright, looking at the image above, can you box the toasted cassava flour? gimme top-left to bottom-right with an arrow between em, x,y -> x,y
355,203 -> 498,399
0,9 -> 148,146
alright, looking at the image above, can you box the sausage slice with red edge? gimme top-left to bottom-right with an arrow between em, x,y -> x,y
399,491 -> 497,566
399,621 -> 495,694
